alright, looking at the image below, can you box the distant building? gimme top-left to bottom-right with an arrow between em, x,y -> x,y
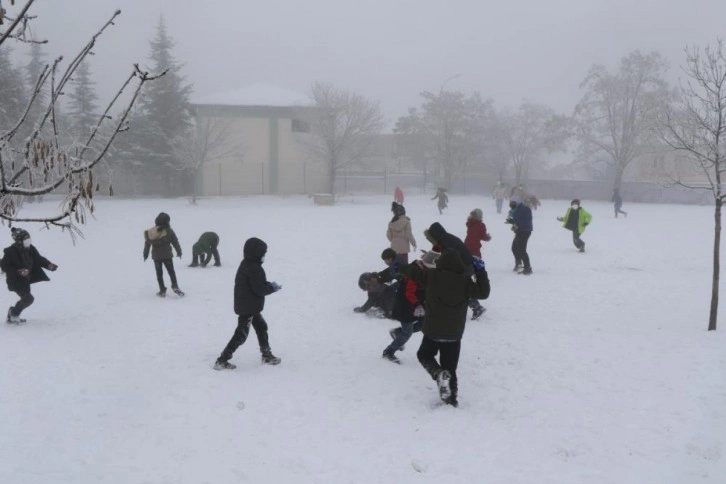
191,84 -> 328,195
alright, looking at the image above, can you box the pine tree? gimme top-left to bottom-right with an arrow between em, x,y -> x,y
129,16 -> 193,195
0,45 -> 28,133
67,60 -> 99,141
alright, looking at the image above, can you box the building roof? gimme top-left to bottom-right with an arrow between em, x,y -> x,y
192,83 -> 313,108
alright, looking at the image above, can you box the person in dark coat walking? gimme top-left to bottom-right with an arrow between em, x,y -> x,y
189,231 -> 221,267
612,189 -> 627,218
1,228 -> 58,323
399,249 -> 490,407
143,212 -> 184,297
214,237 -> 282,369
423,222 -> 486,320
506,199 -> 533,274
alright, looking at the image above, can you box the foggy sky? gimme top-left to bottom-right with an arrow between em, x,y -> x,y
17,0 -> 726,128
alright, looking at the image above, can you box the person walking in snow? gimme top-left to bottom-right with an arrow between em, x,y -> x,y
387,203 -> 417,265
382,268 -> 426,364
189,231 -> 221,267
492,181 -> 508,214
398,249 -> 490,407
143,212 -> 184,297
214,237 -> 282,369
464,208 -> 491,259
423,222 -> 486,320
506,198 -> 533,274
394,186 -> 404,205
431,188 -> 448,214
1,227 -> 58,324
557,199 -> 592,253
612,188 -> 627,218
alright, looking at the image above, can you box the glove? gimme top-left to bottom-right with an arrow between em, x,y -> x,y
270,281 -> 282,291
472,257 -> 486,271
557,217 -> 563,221
413,305 -> 425,317
47,263 -> 58,271
583,222 -> 589,226
177,253 -> 182,259
353,306 -> 365,313
483,234 -> 492,242
17,268 -> 30,277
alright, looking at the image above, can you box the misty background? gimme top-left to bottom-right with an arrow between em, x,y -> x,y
23,0 -> 726,123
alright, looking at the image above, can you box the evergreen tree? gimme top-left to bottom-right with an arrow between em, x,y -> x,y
67,60 -> 99,141
129,16 -> 193,195
0,45 -> 28,133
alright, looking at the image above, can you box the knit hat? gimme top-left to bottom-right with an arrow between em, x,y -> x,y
469,208 -> 483,220
571,199 -> 581,206
10,227 -> 30,242
390,201 -> 399,213
393,204 -> 406,216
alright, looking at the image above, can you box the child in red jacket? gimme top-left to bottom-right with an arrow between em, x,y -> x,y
464,208 -> 491,258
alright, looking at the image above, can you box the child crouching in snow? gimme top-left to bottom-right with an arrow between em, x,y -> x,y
398,249 -> 490,407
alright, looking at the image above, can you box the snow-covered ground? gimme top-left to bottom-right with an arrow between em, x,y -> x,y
0,194 -> 724,484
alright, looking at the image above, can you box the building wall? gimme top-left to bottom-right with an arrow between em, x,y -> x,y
194,105 -> 329,195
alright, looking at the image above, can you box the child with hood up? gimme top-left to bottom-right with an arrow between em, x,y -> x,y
143,212 -> 184,297
398,249 -> 490,407
464,208 -> 491,258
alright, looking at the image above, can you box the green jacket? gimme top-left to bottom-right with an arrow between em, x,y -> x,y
399,249 -> 490,341
193,232 -> 219,255
561,207 -> 592,233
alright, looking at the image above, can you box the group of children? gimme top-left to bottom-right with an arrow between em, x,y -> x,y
355,200 -> 492,406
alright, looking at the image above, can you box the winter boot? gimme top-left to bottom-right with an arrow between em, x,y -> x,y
188,262 -> 199,267
519,267 -> 533,275
579,244 -> 586,253
381,350 -> 401,364
261,348 -> 281,365
6,307 -> 25,324
471,306 -> 486,320
436,370 -> 452,401
157,288 -> 167,297
213,359 -> 236,370
171,286 -> 185,297
445,395 -> 459,407
513,263 -> 523,272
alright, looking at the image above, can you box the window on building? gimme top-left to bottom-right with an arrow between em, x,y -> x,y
291,118 -> 310,133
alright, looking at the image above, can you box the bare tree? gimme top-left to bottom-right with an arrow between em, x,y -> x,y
301,82 -> 384,195
496,102 -> 570,185
575,51 -> 671,193
396,90 -> 493,189
0,0 -> 164,235
172,115 -> 243,204
658,41 -> 726,331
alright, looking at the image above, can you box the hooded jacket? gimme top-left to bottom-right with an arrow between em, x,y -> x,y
143,213 -> 181,261
399,249 -> 490,340
387,216 -> 417,254
464,218 -> 491,258
426,222 -> 473,270
561,207 -> 592,233
1,242 -> 53,292
234,237 -> 276,315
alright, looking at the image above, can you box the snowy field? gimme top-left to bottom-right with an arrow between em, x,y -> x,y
0,194 -> 724,484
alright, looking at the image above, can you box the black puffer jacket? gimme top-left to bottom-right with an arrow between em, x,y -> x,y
234,237 -> 276,315
399,249 -> 490,341
1,243 -> 53,292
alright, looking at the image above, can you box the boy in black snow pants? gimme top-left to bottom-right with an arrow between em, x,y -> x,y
143,212 -> 184,297
399,249 -> 490,407
214,237 -> 282,369
1,227 -> 58,323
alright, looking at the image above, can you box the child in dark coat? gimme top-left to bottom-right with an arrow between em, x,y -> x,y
399,248 -> 490,407
354,272 -> 395,318
143,212 -> 184,297
431,188 -> 448,214
1,228 -> 58,323
214,237 -> 282,369
190,231 -> 221,267
382,273 -> 425,364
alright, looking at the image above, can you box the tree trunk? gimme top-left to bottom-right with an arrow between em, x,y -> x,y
709,198 -> 721,331
612,162 -> 625,193
327,162 -> 336,195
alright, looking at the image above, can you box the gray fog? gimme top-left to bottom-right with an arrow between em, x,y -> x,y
25,0 -> 726,123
